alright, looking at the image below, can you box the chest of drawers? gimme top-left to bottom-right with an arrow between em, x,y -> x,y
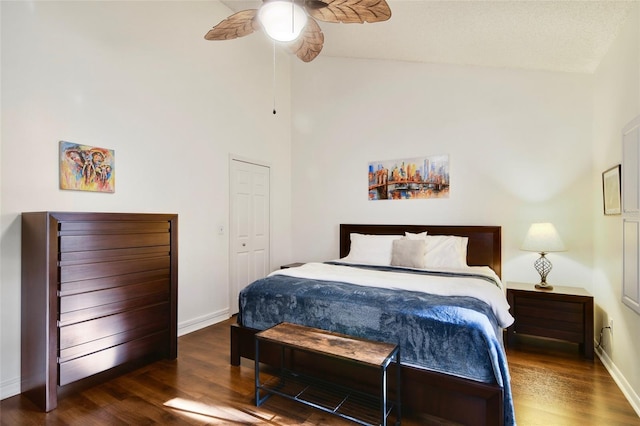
21,212 -> 178,411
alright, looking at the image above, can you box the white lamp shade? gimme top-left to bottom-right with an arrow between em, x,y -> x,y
258,1 -> 308,42
521,223 -> 566,253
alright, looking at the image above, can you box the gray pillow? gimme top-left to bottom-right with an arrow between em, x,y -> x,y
391,238 -> 426,269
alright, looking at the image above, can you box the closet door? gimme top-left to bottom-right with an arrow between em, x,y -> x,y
229,159 -> 271,314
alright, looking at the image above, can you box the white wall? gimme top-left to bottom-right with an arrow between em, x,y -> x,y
0,1 -> 293,399
291,57 -> 595,289
592,3 -> 640,414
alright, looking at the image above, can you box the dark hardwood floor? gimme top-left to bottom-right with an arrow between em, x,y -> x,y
1,317 -> 638,425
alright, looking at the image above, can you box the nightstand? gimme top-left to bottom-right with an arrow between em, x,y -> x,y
280,262 -> 305,269
506,282 -> 594,360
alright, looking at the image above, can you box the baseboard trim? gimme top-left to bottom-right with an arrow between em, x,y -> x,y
596,345 -> 640,417
0,376 -> 20,401
177,309 -> 230,336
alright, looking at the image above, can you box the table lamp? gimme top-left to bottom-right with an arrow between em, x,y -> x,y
521,223 -> 566,290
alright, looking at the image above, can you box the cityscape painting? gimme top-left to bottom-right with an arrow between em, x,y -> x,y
368,155 -> 449,200
60,141 -> 115,193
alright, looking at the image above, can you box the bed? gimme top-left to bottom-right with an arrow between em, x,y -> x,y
230,224 -> 515,426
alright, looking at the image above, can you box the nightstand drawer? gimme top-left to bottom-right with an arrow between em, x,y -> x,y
514,297 -> 584,324
513,322 -> 584,344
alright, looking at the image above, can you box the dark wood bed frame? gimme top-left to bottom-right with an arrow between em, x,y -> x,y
230,224 -> 504,426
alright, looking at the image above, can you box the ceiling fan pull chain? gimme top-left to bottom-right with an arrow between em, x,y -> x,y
291,0 -> 295,35
272,41 -> 277,115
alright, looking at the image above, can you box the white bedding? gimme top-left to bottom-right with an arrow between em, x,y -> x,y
270,262 -> 515,328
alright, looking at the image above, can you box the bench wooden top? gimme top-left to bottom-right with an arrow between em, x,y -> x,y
255,322 -> 398,367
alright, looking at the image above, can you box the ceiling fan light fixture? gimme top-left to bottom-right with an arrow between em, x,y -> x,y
258,1 -> 308,42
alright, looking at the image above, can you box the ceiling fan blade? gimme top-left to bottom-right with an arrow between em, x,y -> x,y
305,0 -> 391,24
289,18 -> 324,62
204,9 -> 260,40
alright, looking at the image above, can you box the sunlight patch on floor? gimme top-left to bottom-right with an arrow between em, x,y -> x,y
164,397 -> 276,424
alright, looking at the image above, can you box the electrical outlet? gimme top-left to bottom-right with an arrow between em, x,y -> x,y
609,319 -> 614,333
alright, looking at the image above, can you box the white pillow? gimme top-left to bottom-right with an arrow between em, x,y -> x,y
343,233 -> 403,266
405,231 -> 427,239
405,232 -> 468,268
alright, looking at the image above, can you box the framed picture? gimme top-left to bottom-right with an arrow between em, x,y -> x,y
59,141 -> 115,193
602,164 -> 621,215
368,154 -> 449,200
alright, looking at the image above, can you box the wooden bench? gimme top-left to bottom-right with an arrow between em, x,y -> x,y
255,322 -> 401,426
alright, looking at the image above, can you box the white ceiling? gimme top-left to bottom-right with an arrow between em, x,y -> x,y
219,0 -> 635,73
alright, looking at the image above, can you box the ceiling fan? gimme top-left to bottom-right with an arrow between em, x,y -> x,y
204,0 -> 392,62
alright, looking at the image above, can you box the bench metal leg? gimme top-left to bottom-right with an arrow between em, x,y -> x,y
255,337 -> 272,406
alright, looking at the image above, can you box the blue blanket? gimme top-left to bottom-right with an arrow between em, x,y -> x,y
239,267 -> 515,425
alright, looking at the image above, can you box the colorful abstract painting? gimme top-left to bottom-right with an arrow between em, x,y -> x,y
60,141 -> 115,193
368,155 -> 449,200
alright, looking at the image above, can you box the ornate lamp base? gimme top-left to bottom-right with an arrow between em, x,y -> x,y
535,283 -> 554,291
533,252 -> 553,291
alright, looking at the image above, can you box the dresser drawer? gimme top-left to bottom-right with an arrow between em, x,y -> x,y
59,302 -> 170,350
60,256 -> 171,284
58,313 -> 170,363
60,232 -> 170,253
58,220 -> 170,238
59,278 -> 170,325
59,269 -> 170,296
59,331 -> 169,386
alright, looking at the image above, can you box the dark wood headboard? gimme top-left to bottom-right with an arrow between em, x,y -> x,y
339,224 -> 502,278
